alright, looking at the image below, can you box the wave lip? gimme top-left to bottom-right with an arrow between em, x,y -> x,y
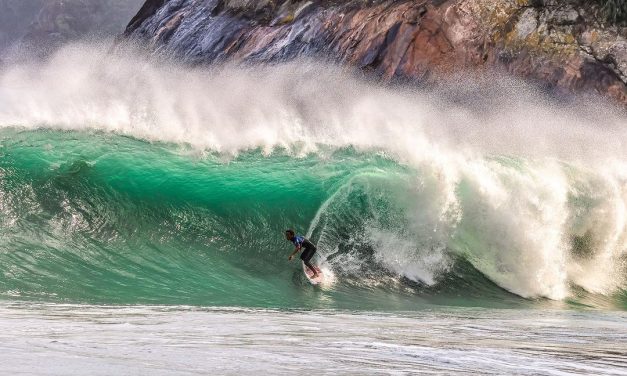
0,45 -> 626,308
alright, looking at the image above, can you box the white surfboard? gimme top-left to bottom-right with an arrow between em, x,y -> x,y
302,262 -> 324,285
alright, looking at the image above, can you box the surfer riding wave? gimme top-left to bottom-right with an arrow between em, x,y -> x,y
286,229 -> 320,278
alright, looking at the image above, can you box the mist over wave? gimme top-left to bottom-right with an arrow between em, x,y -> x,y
0,44 -> 625,305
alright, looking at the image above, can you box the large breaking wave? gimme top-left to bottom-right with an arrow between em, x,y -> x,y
0,44 -> 625,309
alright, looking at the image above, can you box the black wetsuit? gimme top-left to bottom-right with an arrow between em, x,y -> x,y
292,235 -> 317,272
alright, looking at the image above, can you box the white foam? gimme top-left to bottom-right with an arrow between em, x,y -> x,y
1,43 -> 626,300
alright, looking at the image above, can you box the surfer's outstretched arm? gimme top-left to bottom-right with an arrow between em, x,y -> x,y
288,245 -> 301,261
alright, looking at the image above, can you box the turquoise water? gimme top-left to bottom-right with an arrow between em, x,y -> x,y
0,128 -> 624,310
0,50 -> 625,311
1,48 -> 626,376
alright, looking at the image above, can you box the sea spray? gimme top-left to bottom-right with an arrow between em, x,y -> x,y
0,43 -> 625,307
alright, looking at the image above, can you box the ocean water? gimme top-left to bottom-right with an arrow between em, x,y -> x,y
0,45 -> 626,374
1,302 -> 625,375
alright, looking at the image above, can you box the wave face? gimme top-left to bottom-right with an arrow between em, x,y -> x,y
0,45 -> 626,309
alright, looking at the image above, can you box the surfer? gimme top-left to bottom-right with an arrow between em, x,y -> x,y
285,229 -> 320,278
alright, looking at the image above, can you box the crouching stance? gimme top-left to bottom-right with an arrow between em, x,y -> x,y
285,229 -> 319,278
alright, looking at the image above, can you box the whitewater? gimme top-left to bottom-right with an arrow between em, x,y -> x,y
0,44 -> 626,374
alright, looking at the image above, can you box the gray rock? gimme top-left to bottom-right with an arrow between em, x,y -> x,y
120,0 -> 627,104
516,8 -> 538,40
550,8 -> 579,25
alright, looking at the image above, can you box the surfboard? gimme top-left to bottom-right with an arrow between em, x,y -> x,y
302,262 -> 323,285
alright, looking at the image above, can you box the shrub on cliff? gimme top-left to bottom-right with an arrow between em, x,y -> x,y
598,0 -> 627,25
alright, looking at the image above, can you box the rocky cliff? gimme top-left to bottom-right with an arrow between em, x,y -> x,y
122,0 -> 627,104
0,0 -> 45,53
0,0 -> 144,58
22,0 -> 144,49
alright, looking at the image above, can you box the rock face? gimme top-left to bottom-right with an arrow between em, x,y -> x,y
122,0 -> 627,104
0,0 -> 144,57
0,0 -> 45,53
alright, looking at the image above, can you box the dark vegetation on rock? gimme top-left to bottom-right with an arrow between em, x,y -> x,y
597,0 -> 627,25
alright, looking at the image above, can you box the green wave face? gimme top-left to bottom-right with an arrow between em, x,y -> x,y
0,129 -> 326,306
0,129 -> 427,309
0,129 -> 624,310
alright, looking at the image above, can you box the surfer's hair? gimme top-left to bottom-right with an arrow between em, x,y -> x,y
285,229 -> 295,236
